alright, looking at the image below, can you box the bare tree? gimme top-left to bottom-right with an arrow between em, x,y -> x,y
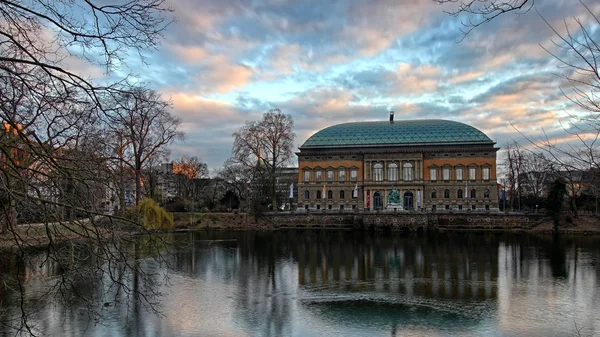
172,155 -> 209,201
433,0 -> 534,38
104,87 -> 183,205
232,109 -> 295,210
218,158 -> 254,209
0,0 -> 178,334
440,0 -> 600,214
520,152 -> 553,207
504,141 -> 525,211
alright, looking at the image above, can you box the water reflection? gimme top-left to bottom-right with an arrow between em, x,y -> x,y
1,231 -> 599,337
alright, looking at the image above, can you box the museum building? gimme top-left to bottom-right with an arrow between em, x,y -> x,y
296,114 -> 499,212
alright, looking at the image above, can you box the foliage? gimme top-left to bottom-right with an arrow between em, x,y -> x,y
133,198 -> 174,230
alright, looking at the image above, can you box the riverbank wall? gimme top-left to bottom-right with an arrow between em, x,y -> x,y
263,212 -> 545,231
171,211 -> 600,234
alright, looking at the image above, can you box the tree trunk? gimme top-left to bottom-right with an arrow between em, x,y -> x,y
570,196 -> 578,218
1,197 -> 17,234
135,168 -> 142,205
271,167 -> 277,211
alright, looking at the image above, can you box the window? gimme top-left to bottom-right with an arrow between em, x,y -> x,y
305,205 -> 309,210
472,205 -> 476,210
431,190 -> 437,199
403,163 -> 414,181
444,189 -> 450,199
471,189 -> 477,199
373,163 -> 383,181
327,190 -> 333,200
315,170 -> 322,182
350,169 -> 358,182
340,190 -> 345,199
328,204 -> 332,210
482,167 -> 490,181
327,169 -> 334,182
456,168 -> 463,181
457,189 -> 463,199
458,205 -> 463,210
484,189 -> 490,198
316,190 -> 322,199
432,205 -> 436,212
339,169 -> 346,182
388,163 -> 398,181
469,167 -> 477,181
317,205 -> 320,209
304,190 -> 310,200
340,205 -> 344,210
443,167 -> 451,181
430,168 -> 438,181
485,205 -> 490,211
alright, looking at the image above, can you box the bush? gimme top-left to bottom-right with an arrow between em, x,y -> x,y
133,198 -> 174,230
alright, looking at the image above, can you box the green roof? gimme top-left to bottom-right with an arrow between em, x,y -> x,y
301,119 -> 493,148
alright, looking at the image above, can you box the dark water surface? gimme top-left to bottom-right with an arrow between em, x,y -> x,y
1,231 -> 599,337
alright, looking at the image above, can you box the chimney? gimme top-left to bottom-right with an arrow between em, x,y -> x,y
389,111 -> 394,124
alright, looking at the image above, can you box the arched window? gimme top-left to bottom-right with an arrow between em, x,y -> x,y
315,169 -> 323,182
471,189 -> 477,199
388,163 -> 398,181
403,163 -> 414,181
373,163 -> 383,181
457,189 -> 463,199
444,189 -> 450,199
340,190 -> 345,199
316,190 -> 322,199
303,170 -> 311,182
484,189 -> 490,198
328,190 -> 333,200
304,190 -> 310,200
431,189 -> 437,199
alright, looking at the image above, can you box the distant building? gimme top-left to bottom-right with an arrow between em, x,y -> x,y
159,162 -> 177,199
275,167 -> 298,209
296,115 -> 499,212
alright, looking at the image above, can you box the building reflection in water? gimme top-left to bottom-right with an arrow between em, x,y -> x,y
294,231 -> 498,301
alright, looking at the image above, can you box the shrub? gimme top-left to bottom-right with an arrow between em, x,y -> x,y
133,198 -> 174,230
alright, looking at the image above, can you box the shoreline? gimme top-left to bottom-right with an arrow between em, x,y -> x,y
2,213 -> 598,249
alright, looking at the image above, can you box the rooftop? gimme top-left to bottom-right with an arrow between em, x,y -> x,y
301,119 -> 493,148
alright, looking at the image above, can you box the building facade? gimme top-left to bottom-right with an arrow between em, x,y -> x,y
296,118 -> 499,212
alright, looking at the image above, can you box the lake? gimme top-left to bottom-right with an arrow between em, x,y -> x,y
1,231 -> 599,336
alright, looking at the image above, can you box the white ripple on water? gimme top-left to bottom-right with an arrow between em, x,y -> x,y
297,278 -> 495,320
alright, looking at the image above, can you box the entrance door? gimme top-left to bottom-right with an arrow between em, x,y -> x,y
404,191 -> 414,210
373,192 -> 383,210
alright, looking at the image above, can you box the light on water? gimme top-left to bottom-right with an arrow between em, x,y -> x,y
1,231 -> 599,336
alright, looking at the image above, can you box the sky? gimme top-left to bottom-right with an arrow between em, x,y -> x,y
103,0 -> 600,170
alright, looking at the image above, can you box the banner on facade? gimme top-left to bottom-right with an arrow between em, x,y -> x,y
366,190 -> 370,208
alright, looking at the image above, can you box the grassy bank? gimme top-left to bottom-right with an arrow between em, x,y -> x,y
171,212 -> 271,230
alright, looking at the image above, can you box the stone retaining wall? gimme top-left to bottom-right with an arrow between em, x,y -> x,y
264,212 -> 545,231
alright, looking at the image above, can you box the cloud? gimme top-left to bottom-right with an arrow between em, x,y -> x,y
140,0 -> 600,173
